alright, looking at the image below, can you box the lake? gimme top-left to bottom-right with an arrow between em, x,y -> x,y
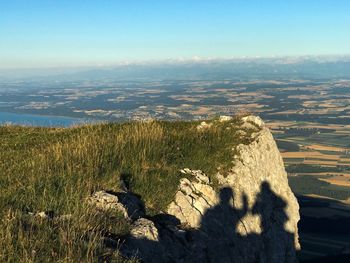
0,112 -> 87,127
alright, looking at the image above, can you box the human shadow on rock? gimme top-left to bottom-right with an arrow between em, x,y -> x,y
251,182 -> 297,263
120,182 -> 298,263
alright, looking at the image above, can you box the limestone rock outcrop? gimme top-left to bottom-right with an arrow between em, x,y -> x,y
168,116 -> 299,248
105,116 -> 300,262
216,119 -> 300,251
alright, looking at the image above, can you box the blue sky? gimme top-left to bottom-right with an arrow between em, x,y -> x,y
1,0 -> 350,68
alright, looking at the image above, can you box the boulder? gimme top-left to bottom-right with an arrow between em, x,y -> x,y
130,218 -> 159,241
88,190 -> 145,220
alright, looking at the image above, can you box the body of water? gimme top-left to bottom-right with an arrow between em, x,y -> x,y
0,112 -> 87,127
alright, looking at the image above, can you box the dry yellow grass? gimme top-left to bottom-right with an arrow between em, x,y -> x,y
282,151 -> 340,161
305,144 -> 346,152
268,110 -> 299,115
298,172 -> 350,176
242,103 -> 264,108
319,175 -> 350,187
288,95 -> 314,99
303,160 -> 338,166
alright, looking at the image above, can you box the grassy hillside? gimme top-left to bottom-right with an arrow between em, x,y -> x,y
0,118 -> 257,262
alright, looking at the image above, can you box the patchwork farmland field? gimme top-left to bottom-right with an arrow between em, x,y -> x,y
270,121 -> 350,197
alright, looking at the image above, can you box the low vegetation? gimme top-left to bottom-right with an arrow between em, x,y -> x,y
0,118 -> 256,262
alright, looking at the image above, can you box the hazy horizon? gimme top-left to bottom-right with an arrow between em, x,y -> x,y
1,55 -> 350,81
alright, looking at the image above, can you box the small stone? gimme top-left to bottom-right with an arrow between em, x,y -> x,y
197,121 -> 212,130
180,169 -> 187,174
88,190 -> 145,220
130,218 -> 159,241
219,115 -> 233,122
37,211 -> 48,219
28,211 -> 71,222
183,168 -> 191,173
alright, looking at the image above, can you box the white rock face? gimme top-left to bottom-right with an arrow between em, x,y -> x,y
165,116 -> 300,262
167,173 -> 217,228
242,115 -> 265,128
217,126 -> 300,246
122,116 -> 300,262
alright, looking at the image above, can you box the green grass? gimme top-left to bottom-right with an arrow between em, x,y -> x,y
0,118 -> 256,262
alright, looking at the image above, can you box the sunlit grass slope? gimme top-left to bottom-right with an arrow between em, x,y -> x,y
0,118 -> 256,262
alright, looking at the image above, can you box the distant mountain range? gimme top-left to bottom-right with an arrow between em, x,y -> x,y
1,56 -> 350,81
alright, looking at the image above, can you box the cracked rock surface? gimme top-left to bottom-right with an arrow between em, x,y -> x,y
167,170 -> 217,228
101,116 -> 300,262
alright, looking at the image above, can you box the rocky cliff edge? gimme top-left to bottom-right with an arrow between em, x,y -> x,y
90,115 -> 300,263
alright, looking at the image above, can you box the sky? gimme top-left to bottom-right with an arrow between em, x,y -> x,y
1,0 -> 350,69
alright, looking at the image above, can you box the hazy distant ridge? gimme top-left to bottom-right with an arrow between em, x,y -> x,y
2,56 -> 350,81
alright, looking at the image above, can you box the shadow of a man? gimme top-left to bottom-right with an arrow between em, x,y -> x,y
252,182 -> 297,263
198,187 -> 248,262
